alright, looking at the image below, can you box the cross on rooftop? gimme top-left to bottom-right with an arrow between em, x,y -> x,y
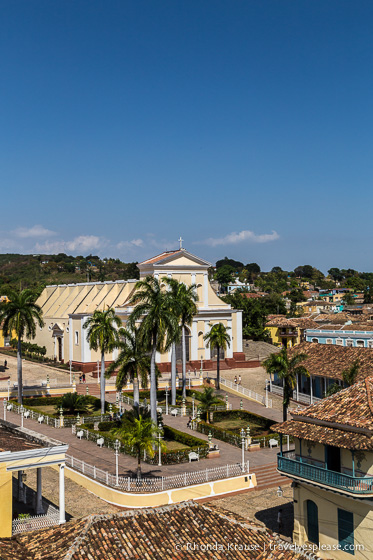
178,236 -> 184,249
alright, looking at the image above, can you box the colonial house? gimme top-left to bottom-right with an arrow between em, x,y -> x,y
0,422 -> 67,537
266,317 -> 318,349
274,378 -> 373,559
33,248 -> 245,373
269,342 -> 373,404
306,323 -> 373,348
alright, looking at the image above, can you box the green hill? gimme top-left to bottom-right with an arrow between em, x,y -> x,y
0,253 -> 139,291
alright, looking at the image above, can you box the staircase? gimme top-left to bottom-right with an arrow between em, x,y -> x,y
254,463 -> 291,490
76,383 -> 101,397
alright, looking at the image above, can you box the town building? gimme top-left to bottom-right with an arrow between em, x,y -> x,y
266,317 -> 319,349
269,342 -> 373,404
33,248 -> 244,373
0,422 -> 67,537
305,323 -> 373,348
274,378 -> 373,559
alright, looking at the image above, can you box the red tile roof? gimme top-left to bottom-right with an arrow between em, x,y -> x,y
287,342 -> 373,380
273,377 -> 373,450
138,250 -> 182,265
1,502 -> 306,559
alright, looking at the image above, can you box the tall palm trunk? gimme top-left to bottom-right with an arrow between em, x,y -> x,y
17,336 -> 23,404
137,450 -> 141,479
181,324 -> 187,399
150,335 -> 157,424
171,342 -> 177,406
133,376 -> 140,408
101,351 -> 106,415
216,345 -> 220,390
283,379 -> 289,422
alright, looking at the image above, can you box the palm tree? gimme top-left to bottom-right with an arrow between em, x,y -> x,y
0,288 -> 44,404
106,326 -> 151,408
83,307 -> 122,414
115,412 -> 163,478
58,393 -> 88,415
128,276 -> 177,423
263,348 -> 309,421
198,387 -> 221,424
163,278 -> 198,401
203,323 -> 231,390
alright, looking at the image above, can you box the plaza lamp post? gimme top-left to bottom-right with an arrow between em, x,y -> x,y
20,405 -> 24,428
240,428 -> 246,472
7,379 -> 10,401
188,370 -> 191,390
200,355 -> 203,376
69,360 -> 72,385
3,398 -> 6,421
192,393 -> 195,418
165,386 -> 169,416
114,439 -> 120,486
158,423 -> 163,466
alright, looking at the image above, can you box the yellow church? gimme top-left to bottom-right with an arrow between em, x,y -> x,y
33,248 -> 245,373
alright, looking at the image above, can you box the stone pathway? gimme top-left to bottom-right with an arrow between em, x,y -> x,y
5,406 -> 286,479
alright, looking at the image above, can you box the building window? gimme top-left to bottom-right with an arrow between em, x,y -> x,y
336,338 -> 343,346
306,500 -> 319,545
368,340 -> 373,348
326,338 -> 333,345
311,338 -> 318,344
346,339 -> 353,347
75,331 -> 79,345
356,340 -> 365,348
338,509 -> 354,555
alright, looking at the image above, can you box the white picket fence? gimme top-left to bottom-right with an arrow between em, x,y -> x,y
270,384 -> 321,405
220,378 -> 272,408
66,454 -> 248,492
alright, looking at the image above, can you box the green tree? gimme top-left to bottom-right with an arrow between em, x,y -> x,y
326,360 -> 360,397
263,349 -> 309,421
0,288 -> 44,404
106,326 -> 151,407
215,265 -> 235,292
83,308 -> 122,414
197,387 -> 221,424
163,278 -> 198,400
58,393 -> 88,415
204,323 -> 231,390
128,276 -> 177,423
115,412 -> 163,478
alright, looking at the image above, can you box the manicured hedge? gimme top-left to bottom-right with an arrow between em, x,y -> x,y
212,409 -> 275,430
163,425 -> 208,449
196,420 -> 292,448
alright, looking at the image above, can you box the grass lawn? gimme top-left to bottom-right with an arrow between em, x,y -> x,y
163,440 -> 189,452
24,404 -> 106,417
213,418 -> 270,435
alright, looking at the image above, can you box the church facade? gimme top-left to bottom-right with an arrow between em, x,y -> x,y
33,248 -> 245,373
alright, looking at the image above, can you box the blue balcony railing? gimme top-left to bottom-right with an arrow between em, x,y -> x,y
278,451 -> 373,495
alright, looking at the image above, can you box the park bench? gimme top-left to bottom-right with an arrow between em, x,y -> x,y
38,415 -> 44,424
157,407 -> 163,414
6,404 -> 12,411
23,410 -> 30,419
171,409 -> 178,417
188,451 -> 199,462
269,438 -> 279,448
76,430 -> 84,440
97,437 -> 105,448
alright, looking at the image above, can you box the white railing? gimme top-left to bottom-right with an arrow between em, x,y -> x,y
220,378 -> 272,408
12,512 -> 60,534
270,384 -> 322,405
65,454 -> 248,492
7,402 -> 111,428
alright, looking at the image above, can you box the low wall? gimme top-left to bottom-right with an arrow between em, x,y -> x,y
61,466 -> 257,508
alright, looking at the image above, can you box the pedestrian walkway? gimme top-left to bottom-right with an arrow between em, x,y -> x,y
4,406 -> 286,479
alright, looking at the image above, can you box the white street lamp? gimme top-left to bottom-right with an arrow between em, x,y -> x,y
265,378 -> 269,408
240,428 -> 246,472
200,355 -> 203,376
192,393 -> 195,418
69,360 -> 72,385
158,423 -> 163,466
20,405 -> 24,428
114,439 -> 120,486
7,379 -> 10,401
165,386 -> 169,416
3,398 -> 6,421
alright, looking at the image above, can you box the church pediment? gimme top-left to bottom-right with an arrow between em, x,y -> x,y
138,249 -> 212,274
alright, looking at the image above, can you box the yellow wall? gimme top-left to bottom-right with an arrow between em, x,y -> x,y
293,483 -> 373,559
0,329 -> 17,347
0,463 -> 12,537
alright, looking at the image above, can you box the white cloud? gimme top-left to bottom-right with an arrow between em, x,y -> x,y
34,235 -> 107,254
14,225 -> 57,238
117,238 -> 144,250
198,230 -> 280,247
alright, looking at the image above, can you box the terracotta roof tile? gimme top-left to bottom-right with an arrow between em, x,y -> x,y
138,251 -> 182,265
1,502 -> 306,559
287,342 -> 373,380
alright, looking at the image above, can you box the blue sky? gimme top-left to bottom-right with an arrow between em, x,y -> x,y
1,1 -> 372,272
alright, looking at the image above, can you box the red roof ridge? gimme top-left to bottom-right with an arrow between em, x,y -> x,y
365,377 -> 373,419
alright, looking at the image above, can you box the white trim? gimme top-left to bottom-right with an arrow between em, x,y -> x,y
191,320 -> 198,361
236,311 -> 243,352
227,319 -> 233,358
203,272 -> 208,307
204,321 -> 211,359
